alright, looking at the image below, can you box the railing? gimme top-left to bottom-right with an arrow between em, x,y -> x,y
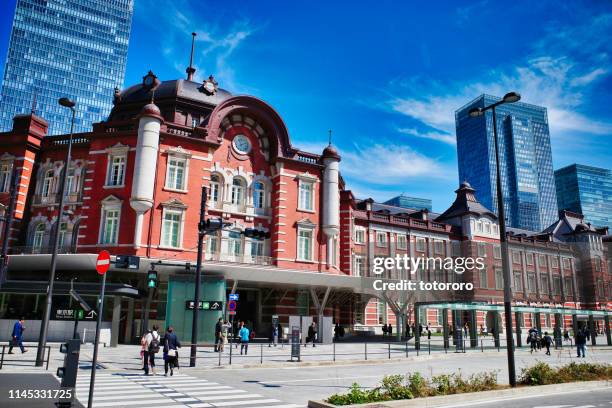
33,192 -> 83,205
166,124 -> 193,137
295,152 -> 319,164
0,344 -> 51,370
8,245 -> 77,255
205,252 -> 272,266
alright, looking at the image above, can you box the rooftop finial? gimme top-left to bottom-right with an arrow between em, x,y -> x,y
328,129 -> 332,146
186,32 -> 197,81
150,87 -> 156,104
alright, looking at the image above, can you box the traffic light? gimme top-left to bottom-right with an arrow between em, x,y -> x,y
57,339 -> 80,387
147,269 -> 158,289
205,218 -> 223,232
243,228 -> 271,239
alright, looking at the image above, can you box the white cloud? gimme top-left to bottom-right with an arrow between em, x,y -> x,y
396,127 -> 456,145
386,15 -> 612,140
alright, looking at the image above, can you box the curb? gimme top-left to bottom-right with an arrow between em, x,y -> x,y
307,380 -> 612,408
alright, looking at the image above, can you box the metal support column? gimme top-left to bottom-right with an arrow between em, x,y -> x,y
605,314 -> 611,346
588,315 -> 596,346
515,311 -> 522,348
442,308 -> 449,349
110,295 -> 121,347
469,310 -> 477,348
414,306 -> 420,350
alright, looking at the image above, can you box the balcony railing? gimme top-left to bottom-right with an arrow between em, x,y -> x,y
205,252 -> 272,266
7,245 -> 77,255
33,192 -> 83,205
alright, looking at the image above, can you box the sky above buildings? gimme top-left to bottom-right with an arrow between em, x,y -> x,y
1,0 -> 611,212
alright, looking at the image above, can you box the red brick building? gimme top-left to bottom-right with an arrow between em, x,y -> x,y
0,69 -> 610,344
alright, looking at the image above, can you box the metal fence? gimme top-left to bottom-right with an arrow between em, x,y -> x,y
0,344 -> 51,370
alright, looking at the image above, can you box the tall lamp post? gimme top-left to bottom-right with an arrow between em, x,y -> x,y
35,97 -> 76,366
468,91 -> 521,387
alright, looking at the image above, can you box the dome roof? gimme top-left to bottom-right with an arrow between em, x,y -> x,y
322,144 -> 340,160
116,78 -> 232,107
140,103 -> 161,117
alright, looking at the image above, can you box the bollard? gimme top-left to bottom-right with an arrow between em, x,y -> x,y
428,340 -> 431,355
497,339 -> 500,352
365,342 -> 368,361
333,342 -> 336,362
0,345 -> 4,369
260,344 -> 263,364
388,343 -> 391,359
463,338 -> 466,353
481,339 -> 484,352
405,341 -> 408,357
218,346 -> 222,366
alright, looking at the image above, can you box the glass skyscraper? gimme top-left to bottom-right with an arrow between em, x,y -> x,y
555,164 -> 611,229
455,94 -> 558,232
384,195 -> 432,211
0,0 -> 133,135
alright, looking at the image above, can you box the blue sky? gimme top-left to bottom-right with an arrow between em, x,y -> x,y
1,0 -> 611,212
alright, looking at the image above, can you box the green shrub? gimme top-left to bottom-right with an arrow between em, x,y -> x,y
519,362 -> 612,386
407,372 -> 430,397
327,383 -> 370,405
380,375 -> 413,400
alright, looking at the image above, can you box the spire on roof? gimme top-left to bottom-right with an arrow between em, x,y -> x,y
186,32 -> 197,81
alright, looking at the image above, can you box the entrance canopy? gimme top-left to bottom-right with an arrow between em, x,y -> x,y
418,301 -> 609,316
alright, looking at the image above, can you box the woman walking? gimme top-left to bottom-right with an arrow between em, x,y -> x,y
163,326 -> 181,376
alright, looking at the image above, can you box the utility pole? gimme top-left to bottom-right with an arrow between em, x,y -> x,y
190,186 -> 207,367
0,169 -> 20,286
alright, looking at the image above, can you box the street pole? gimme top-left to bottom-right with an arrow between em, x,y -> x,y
491,106 -> 516,387
0,168 -> 20,286
190,186 -> 207,367
87,271 -> 107,408
36,98 -> 76,366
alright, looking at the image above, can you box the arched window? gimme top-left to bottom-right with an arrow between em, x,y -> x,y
210,174 -> 221,207
33,224 -> 45,249
42,169 -> 54,197
253,181 -> 265,209
231,178 -> 245,206
228,230 -> 242,257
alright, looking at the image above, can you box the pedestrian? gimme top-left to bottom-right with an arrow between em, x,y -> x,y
563,329 -> 570,342
463,323 -> 468,338
163,326 -> 181,376
239,323 -> 250,355
418,324 -> 423,336
306,322 -> 317,347
387,323 -> 393,337
427,329 -> 431,340
235,321 -> 244,349
269,322 -> 278,347
214,318 -> 222,352
543,331 -> 552,355
339,325 -> 345,338
219,320 -> 230,352
406,323 -> 411,338
382,324 -> 388,337
529,329 -> 538,354
142,325 -> 160,376
576,327 -> 587,358
8,317 -> 27,354
479,324 -> 485,337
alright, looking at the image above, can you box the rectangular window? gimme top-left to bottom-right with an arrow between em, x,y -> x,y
0,163 -> 11,192
526,253 -> 534,265
553,276 -> 561,295
527,273 -> 536,293
495,268 -> 503,290
551,257 -> 559,268
354,227 -> 366,244
451,241 -> 461,256
478,242 -> 487,257
415,237 -> 426,252
161,210 -> 182,248
564,277 -> 573,295
476,221 -> 482,232
206,235 -> 218,254
298,180 -> 314,211
513,272 -> 523,292
100,209 -> 119,244
376,231 -> 387,247
538,254 -> 547,267
434,240 -> 444,254
251,240 -> 264,258
484,222 -> 490,233
493,245 -> 501,259
540,275 -> 549,295
228,231 -> 242,256
397,235 -> 407,250
512,251 -> 521,263
562,258 -> 571,269
353,255 -> 364,277
106,155 -> 126,186
479,268 -> 488,289
166,157 -> 186,191
297,228 -> 313,261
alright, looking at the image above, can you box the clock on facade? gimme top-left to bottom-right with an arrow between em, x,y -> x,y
232,134 -> 251,154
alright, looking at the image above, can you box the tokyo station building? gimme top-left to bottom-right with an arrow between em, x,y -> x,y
0,67 -> 610,345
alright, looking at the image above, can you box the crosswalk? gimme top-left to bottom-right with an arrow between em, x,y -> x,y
74,372 -> 302,408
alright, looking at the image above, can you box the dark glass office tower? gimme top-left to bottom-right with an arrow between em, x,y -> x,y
0,0 -> 134,135
455,94 -> 558,231
555,164 -> 611,229
384,195 -> 432,211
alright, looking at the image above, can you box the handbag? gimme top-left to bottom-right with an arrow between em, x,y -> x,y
168,349 -> 177,357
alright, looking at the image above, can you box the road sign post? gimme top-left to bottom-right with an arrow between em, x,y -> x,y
88,251 -> 109,408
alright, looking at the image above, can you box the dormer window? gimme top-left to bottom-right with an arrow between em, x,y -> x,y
0,162 -> 12,192
42,169 -> 54,197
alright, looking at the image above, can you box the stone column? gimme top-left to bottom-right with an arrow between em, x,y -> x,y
588,315 -> 596,346
111,296 -> 121,347
124,298 -> 135,344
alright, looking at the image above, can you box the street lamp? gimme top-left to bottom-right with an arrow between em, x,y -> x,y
35,97 -> 76,366
468,91 -> 521,387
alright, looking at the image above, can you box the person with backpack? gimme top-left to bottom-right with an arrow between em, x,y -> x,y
528,328 -> 538,354
543,331 -> 553,355
142,325 -> 160,375
576,327 -> 587,358
163,326 -> 181,376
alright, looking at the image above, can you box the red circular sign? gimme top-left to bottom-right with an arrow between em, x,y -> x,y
228,300 -> 237,311
96,250 -> 111,275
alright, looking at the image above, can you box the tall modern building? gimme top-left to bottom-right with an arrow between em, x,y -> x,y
455,94 -> 558,232
555,164 -> 612,229
0,0 -> 134,135
384,194 -> 432,211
